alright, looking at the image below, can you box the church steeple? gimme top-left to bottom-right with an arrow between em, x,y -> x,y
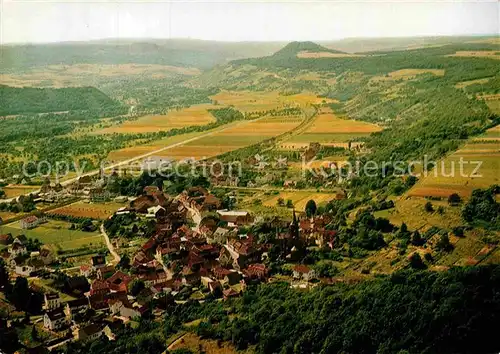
290,208 -> 299,239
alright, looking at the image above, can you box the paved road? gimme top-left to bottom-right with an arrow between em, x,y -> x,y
100,223 -> 120,265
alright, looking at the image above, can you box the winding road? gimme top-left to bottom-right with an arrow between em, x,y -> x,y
100,223 -> 121,265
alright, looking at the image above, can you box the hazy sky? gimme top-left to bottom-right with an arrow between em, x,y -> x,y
1,0 -> 498,44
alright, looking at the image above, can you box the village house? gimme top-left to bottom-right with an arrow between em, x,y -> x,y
224,238 -> 261,270
91,254 -> 107,270
223,288 -> 240,300
107,271 -> 132,293
0,233 -> 13,246
80,265 -> 93,278
109,299 -> 143,320
293,264 -> 316,281
243,263 -> 269,282
64,297 -> 89,319
96,265 -> 115,280
44,308 -> 67,331
147,205 -> 166,219
44,292 -> 61,311
20,215 -> 46,229
39,248 -> 55,265
216,210 -> 253,227
75,324 -> 104,342
9,242 -> 27,257
90,279 -> 111,296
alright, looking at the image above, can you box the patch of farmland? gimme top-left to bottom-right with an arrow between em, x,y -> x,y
379,198 -> 463,230
371,68 -> 445,82
96,104 -> 216,134
297,51 -> 365,58
455,77 -> 492,89
2,185 -> 40,198
150,116 -> 304,161
406,127 -> 500,199
0,64 -> 200,88
287,112 -> 381,144
48,201 -> 126,220
447,51 -> 500,60
106,131 -> 208,162
0,219 -> 104,251
262,191 -> 338,210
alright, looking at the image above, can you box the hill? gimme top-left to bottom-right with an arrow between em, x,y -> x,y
0,85 -> 122,115
0,39 -> 286,70
272,41 -> 345,58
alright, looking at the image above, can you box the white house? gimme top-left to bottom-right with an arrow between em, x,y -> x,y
75,324 -> 103,342
20,215 -> 45,229
44,292 -> 61,311
293,265 -> 316,281
44,308 -> 67,331
9,242 -> 27,257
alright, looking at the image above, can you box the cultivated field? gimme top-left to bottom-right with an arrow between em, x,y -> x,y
371,68 -> 445,82
447,51 -> 500,60
48,201 -> 126,220
210,90 -> 336,113
455,77 -> 493,89
286,111 -> 381,145
406,125 -> 500,199
2,185 -> 40,198
261,191 -> 338,210
146,116 -> 304,161
0,219 -> 104,251
96,104 -> 217,134
297,51 -> 365,58
0,64 -> 200,88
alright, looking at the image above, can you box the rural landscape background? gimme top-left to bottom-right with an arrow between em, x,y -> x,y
0,1 -> 499,353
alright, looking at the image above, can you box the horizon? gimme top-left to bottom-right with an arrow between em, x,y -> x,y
1,33 -> 498,46
2,0 -> 498,44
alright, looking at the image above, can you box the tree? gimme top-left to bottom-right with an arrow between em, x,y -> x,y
286,199 -> 294,208
411,231 -> 425,246
436,232 -> 453,252
305,200 -> 317,218
409,252 -> 426,269
10,277 -> 29,311
118,254 -> 131,270
0,259 -> 9,290
424,201 -> 434,213
129,279 -> 145,297
448,193 -> 462,206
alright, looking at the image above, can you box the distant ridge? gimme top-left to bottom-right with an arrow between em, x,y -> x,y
272,41 -> 345,57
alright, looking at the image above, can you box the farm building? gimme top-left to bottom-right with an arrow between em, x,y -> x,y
217,210 -> 253,226
20,215 -> 46,229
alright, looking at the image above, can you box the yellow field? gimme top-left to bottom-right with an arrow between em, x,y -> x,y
149,116 -> 303,161
455,77 -> 492,89
447,51 -> 500,60
0,64 -> 200,88
48,201 -> 126,220
96,105 -> 216,134
406,125 -> 500,199
307,113 -> 381,134
372,69 -> 445,82
210,90 -> 336,113
297,51 -> 365,58
262,191 -> 337,210
2,185 -> 40,198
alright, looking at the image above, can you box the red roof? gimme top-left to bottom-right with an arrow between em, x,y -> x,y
22,215 -> 38,223
293,265 -> 312,274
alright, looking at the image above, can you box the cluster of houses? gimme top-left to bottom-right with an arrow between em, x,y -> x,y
1,183 -> 339,348
0,234 -> 55,276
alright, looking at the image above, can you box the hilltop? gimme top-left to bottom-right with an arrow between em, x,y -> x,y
272,41 -> 345,57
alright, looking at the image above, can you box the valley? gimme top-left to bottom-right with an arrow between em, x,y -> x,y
0,34 -> 499,354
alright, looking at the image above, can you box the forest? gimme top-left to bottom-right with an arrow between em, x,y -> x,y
57,265 -> 500,354
0,85 -> 122,115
